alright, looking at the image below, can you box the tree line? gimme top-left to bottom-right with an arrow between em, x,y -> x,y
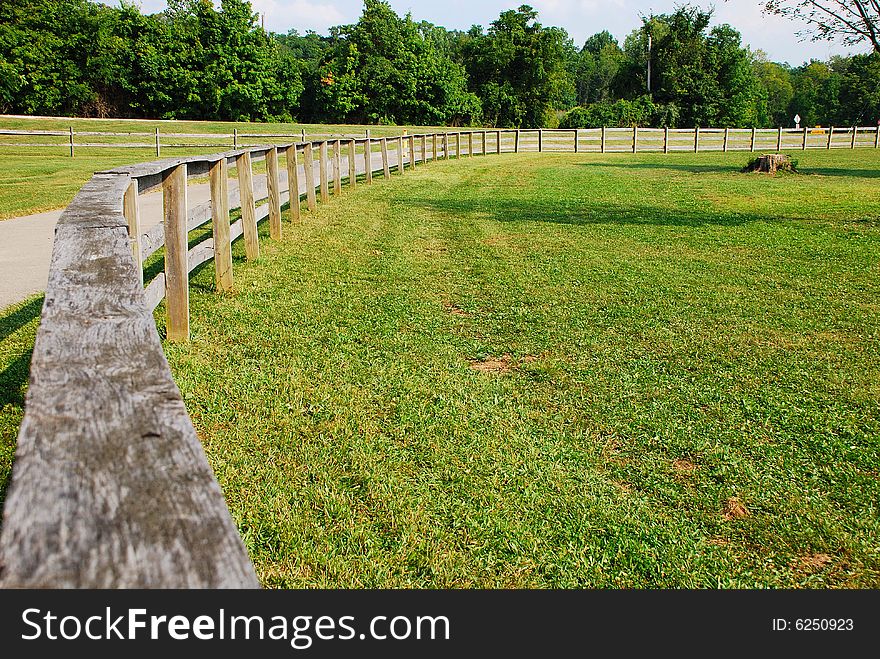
1,0 -> 878,129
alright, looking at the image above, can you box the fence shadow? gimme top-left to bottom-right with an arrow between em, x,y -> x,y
403,195 -> 760,229
578,160 -> 880,179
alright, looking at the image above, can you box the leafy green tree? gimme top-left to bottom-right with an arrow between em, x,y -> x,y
317,0 -> 480,125
464,5 -> 569,127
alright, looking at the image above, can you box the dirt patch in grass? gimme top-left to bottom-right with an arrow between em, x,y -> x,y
469,354 -> 513,374
723,497 -> 750,520
673,458 -> 697,474
793,553 -> 833,574
442,300 -> 470,317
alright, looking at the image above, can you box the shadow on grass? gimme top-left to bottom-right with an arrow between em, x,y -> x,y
0,295 -> 43,519
578,160 -> 880,178
402,195 -> 759,228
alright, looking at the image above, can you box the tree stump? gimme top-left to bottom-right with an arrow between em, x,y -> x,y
742,154 -> 796,174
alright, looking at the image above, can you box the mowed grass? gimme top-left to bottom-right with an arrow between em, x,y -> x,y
0,117 -> 451,220
154,148 -> 880,588
0,295 -> 42,514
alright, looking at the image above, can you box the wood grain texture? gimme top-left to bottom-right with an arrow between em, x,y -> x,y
236,152 -> 260,260
333,140 -> 342,194
381,139 -> 390,179
319,142 -> 329,203
364,139 -> 373,184
285,146 -> 301,221
209,158 -> 233,292
303,143 -> 317,211
348,140 -> 357,189
123,181 -> 143,287
266,146 -> 282,240
0,173 -> 258,588
163,164 -> 189,342
144,273 -> 166,312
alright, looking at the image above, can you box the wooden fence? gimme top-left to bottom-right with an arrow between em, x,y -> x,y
1,124 -> 878,588
2,125 -> 879,157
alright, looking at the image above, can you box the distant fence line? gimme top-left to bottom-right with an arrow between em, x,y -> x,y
1,125 -> 879,157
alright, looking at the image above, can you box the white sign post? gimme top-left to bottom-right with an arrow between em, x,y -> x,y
794,114 -> 801,129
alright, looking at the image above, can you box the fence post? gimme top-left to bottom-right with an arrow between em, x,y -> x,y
694,126 -> 699,153
69,127 -> 74,158
875,125 -> 879,148
303,143 -> 317,211
349,139 -> 357,188
266,146 -> 282,240
454,133 -> 461,160
409,135 -> 416,170
482,130 -> 487,155
538,129 -> 543,153
802,126 -> 808,150
433,134 -> 438,161
665,126 -> 670,154
155,127 -> 161,158
236,152 -> 259,261
750,127 -> 756,152
828,126 -> 834,149
302,128 -> 306,142
601,126 -> 606,153
723,128 -> 730,153
123,180 -> 142,287
574,129 -> 578,153
777,127 -> 783,152
209,157 -> 233,292
397,136 -> 405,173
286,146 -> 301,222
364,138 -> 373,184
496,130 -> 501,154
421,134 -> 427,164
851,126 -> 857,149
381,138 -> 391,178
233,128 -> 238,149
633,126 -> 638,154
466,132 -> 472,157
443,133 -> 449,160
319,141 -> 329,202
163,163 -> 189,342
333,140 -> 342,193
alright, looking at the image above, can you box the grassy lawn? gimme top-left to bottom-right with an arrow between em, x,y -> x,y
147,148 -> 880,588
0,295 -> 42,514
0,116 -> 452,220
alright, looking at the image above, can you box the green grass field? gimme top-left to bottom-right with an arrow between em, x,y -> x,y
152,149 -> 880,588
1,147 -> 878,587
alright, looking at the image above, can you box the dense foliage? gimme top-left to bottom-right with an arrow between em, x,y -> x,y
1,0 -> 878,128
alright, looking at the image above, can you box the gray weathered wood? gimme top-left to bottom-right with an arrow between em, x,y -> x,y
145,272 -> 166,313
432,134 -> 438,161
454,133 -> 460,160
409,136 -> 416,170
349,139 -> 357,188
0,172 -> 259,588
467,132 -> 473,157
482,131 -> 487,156
397,136 -> 405,173
163,164 -> 189,342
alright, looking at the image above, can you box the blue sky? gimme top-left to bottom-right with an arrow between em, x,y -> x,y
135,0 -> 873,65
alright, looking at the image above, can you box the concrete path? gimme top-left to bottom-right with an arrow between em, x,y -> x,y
0,145 -> 418,310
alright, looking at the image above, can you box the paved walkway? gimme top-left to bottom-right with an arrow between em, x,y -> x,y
0,146 -> 413,310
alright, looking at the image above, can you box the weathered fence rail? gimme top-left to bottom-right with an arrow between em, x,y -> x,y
1,124 -> 877,588
2,125 -> 878,158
